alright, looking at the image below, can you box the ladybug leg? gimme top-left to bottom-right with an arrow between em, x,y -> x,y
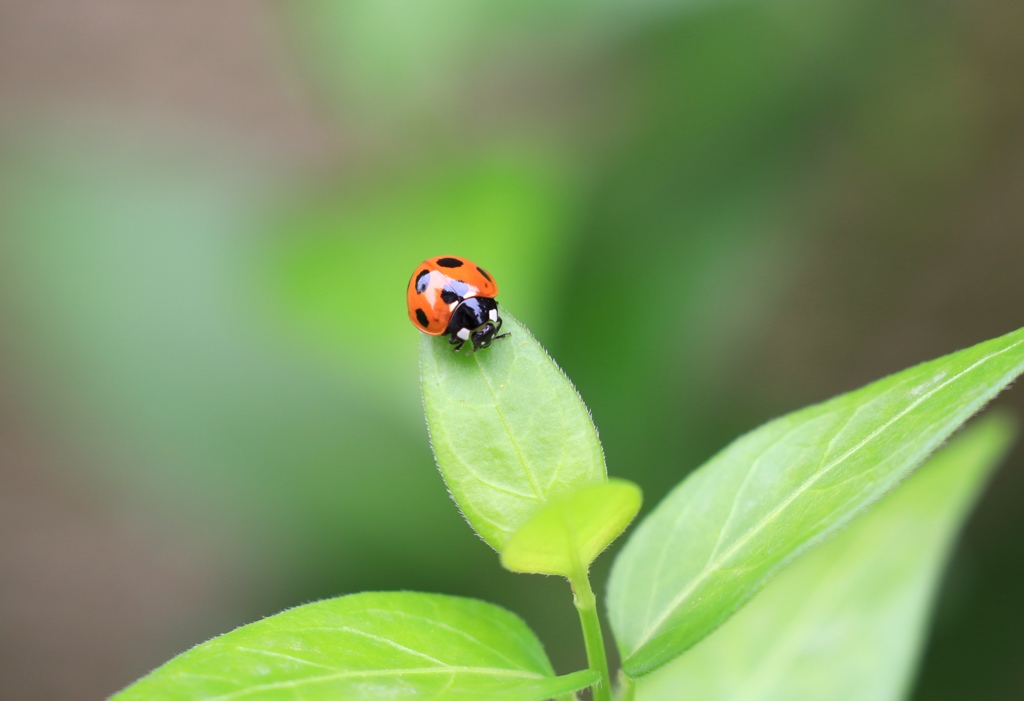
449,326 -> 472,352
492,317 -> 510,343
448,333 -> 466,353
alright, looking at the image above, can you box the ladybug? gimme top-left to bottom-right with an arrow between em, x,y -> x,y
407,256 -> 509,353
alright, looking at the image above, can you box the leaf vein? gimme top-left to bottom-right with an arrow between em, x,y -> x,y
633,339 -> 1024,652
360,608 -> 527,670
204,667 -> 546,701
474,353 -> 545,500
233,647 -> 337,671
288,627 -> 446,666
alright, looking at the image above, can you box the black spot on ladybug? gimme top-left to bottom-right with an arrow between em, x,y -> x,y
441,288 -> 460,305
415,309 -> 429,327
436,257 -> 463,268
476,266 -> 492,282
414,269 -> 430,294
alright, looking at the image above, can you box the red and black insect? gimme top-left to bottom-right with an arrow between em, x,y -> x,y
407,256 -> 509,353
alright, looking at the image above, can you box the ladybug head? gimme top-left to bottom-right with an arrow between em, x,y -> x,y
471,323 -> 500,351
446,296 -> 509,354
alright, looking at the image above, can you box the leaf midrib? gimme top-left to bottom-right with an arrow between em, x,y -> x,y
203,666 -> 548,701
474,352 -> 545,500
630,338 -> 1024,655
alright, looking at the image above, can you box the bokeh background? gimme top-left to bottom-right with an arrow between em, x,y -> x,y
1,1 -> 1023,698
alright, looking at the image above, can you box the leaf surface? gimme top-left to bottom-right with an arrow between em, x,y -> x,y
114,591 -> 598,701
420,313 -> 606,551
501,479 -> 642,577
634,415 -> 1015,701
608,326 -> 1024,677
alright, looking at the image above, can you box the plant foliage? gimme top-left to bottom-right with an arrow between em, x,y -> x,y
117,316 -> 1024,700
608,327 -> 1024,677
420,313 -> 607,551
633,414 -> 1015,700
113,592 -> 597,701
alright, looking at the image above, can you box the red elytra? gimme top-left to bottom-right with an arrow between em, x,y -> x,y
406,256 -> 498,334
406,256 -> 507,353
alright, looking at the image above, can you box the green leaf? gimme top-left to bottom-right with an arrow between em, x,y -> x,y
114,591 -> 598,701
501,479 -> 642,577
608,326 -> 1024,677
634,414 -> 1016,701
420,312 -> 607,551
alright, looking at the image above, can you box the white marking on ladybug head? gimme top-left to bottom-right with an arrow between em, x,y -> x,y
489,309 -> 498,322
456,328 -> 471,341
449,302 -> 458,311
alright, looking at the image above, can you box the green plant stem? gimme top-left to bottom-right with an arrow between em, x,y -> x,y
569,568 -> 612,701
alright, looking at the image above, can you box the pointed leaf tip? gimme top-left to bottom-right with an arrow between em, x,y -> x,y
610,326 -> 1024,677
420,312 -> 607,551
632,414 -> 1016,700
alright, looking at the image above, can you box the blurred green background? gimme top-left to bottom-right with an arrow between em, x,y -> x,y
1,1 -> 1023,698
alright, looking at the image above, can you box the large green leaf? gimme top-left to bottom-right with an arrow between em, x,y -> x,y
501,479 -> 642,577
608,326 -> 1024,677
113,591 -> 598,700
420,313 -> 606,551
634,414 -> 1015,701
